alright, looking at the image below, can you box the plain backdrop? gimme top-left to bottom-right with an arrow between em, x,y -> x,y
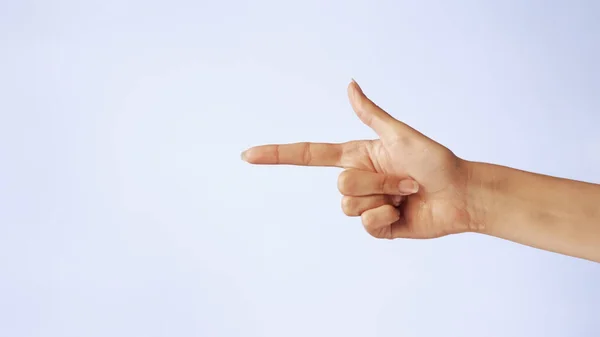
1,0 -> 599,336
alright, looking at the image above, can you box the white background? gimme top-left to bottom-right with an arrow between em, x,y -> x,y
1,1 -> 599,336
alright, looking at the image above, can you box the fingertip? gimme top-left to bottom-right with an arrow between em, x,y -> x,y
389,203 -> 402,220
346,82 -> 412,142
348,79 -> 363,100
347,80 -> 356,102
349,78 -> 357,88
240,147 -> 260,164
347,80 -> 394,136
349,78 -> 362,92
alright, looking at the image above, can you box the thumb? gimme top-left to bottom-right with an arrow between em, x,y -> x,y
348,80 -> 417,141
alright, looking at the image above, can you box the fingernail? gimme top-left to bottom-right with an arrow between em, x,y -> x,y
349,80 -> 365,108
241,150 -> 247,161
349,79 -> 357,101
398,180 -> 419,194
351,78 -> 363,95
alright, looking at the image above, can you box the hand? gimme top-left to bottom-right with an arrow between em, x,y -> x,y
242,80 -> 477,239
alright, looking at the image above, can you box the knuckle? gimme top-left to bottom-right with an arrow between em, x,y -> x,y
371,229 -> 387,239
363,221 -> 385,239
361,211 -> 377,230
337,170 -> 355,194
274,145 -> 281,164
361,206 -> 397,239
301,143 -> 312,165
341,196 -> 357,216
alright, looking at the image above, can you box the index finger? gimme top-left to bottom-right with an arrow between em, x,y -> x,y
241,142 -> 345,167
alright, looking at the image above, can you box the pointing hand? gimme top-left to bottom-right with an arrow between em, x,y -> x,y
242,81 -> 476,239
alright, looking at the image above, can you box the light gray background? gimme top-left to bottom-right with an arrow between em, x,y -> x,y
1,1 -> 599,336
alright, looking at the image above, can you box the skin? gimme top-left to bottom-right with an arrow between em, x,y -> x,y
242,80 -> 600,263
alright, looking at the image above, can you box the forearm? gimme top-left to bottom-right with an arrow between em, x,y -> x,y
466,161 -> 600,262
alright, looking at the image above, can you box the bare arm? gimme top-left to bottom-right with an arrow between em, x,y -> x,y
243,80 -> 600,263
468,162 -> 600,262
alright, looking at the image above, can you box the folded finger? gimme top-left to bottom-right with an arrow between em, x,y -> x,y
341,195 -> 402,216
361,204 -> 401,239
338,169 -> 419,196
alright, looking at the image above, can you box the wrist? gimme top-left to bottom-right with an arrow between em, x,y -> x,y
463,160 -> 502,235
